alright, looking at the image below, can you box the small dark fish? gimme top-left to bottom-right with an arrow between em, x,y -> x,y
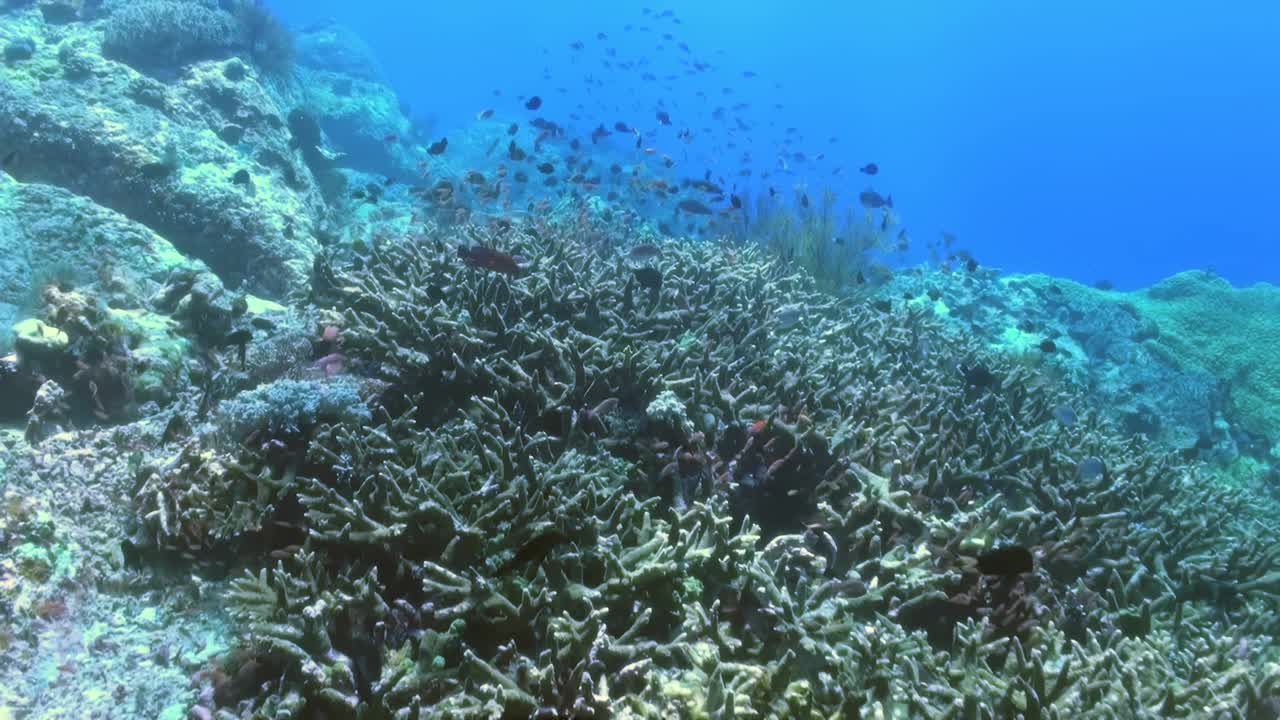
508,141 -> 526,161
496,529 -> 570,574
614,121 -> 630,132
656,110 -> 672,125
800,193 -> 809,209
351,189 -> 366,200
382,133 -> 398,143
514,171 -> 528,183
140,162 -> 173,179
570,138 -> 581,151
833,236 -> 845,246
1052,404 -> 1077,427
859,163 -> 878,175
507,122 -> 519,135
635,134 -> 642,149
1094,279 -> 1115,291
977,546 -> 1033,576
477,108 -> 495,120
537,162 -> 555,174
458,245 -> 524,276
1,150 -> 16,167
1039,338 -> 1057,353
965,257 -> 979,273
859,190 -> 892,209
1076,457 -> 1106,482
525,95 -> 542,110
961,364 -> 997,389
609,163 -> 622,174
629,243 -> 662,258
730,194 -> 742,209
677,198 -> 712,214
634,266 -> 662,290
590,124 -> 610,144
427,137 -> 448,155
231,169 -> 252,186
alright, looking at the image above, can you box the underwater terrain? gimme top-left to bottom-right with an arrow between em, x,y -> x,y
0,1 -> 1278,718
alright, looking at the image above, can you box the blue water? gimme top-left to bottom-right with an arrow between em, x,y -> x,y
274,1 -> 1280,289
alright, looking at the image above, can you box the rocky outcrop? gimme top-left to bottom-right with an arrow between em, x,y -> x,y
0,7 -> 322,296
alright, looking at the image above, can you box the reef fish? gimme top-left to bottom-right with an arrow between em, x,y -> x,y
858,190 -> 893,209
497,529 -> 569,574
629,243 -> 662,258
458,245 -> 524,276
677,198 -> 712,215
976,546 -> 1033,576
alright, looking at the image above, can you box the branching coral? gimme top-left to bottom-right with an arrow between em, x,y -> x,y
143,216 -> 1280,718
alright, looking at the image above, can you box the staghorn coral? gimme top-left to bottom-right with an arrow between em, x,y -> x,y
141,216 -> 1280,718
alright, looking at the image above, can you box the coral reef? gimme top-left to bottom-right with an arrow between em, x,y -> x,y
886,268 -> 1280,481
0,7 -> 1276,718
143,220 -> 1279,718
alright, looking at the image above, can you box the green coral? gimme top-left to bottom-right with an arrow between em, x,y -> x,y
1132,270 -> 1280,444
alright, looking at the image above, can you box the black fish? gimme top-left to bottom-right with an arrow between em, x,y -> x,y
477,108 -> 494,119
427,137 -> 448,155
525,95 -> 542,110
507,122 -> 519,135
859,190 -> 892,209
730,194 -> 742,209
677,198 -> 712,214
634,266 -> 662,290
1039,338 -> 1057,353
656,110 -> 672,125
614,121 -> 630,132
859,163 -> 878,175
231,169 -> 252,186
609,163 -> 622,174
514,171 -> 528,183
961,364 -> 997,389
537,162 -> 555,174
1,150 -> 16,167
800,193 -> 809,209
977,546 -> 1033,576
496,529 -> 570,574
140,162 -> 173,179
508,141 -> 526,161
570,138 -> 581,150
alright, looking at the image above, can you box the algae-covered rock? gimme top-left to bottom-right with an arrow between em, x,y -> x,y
0,177 -> 200,352
0,9 -> 323,295
292,23 -> 415,179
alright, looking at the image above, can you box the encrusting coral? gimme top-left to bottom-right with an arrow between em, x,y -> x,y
126,216 -> 1280,719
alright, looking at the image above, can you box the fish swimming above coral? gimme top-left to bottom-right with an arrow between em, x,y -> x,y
457,245 -> 524,276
